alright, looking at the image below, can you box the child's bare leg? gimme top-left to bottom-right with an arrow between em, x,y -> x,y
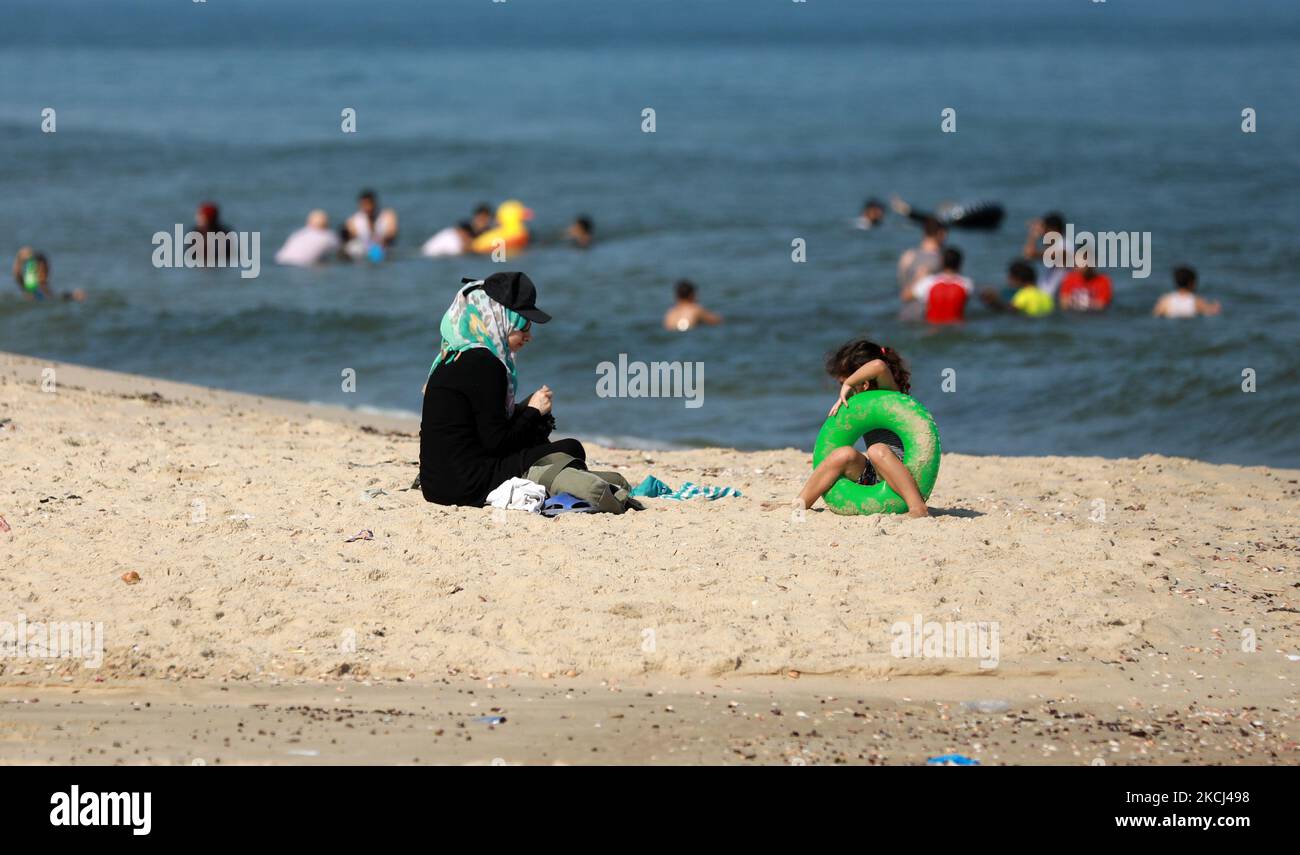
795,446 -> 866,510
867,443 -> 929,517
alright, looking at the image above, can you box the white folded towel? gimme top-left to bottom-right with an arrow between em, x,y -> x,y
485,477 -> 547,513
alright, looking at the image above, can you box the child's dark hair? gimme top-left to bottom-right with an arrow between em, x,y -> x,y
942,246 -> 963,272
674,279 -> 697,300
1008,259 -> 1036,285
825,339 -> 911,395
1173,265 -> 1197,290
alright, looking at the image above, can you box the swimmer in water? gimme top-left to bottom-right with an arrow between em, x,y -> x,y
897,217 -> 947,302
192,202 -> 234,267
1008,261 -> 1054,317
1022,211 -> 1071,297
1153,266 -> 1220,318
663,279 -> 722,332
275,210 -> 340,266
11,248 -> 86,302
421,221 -> 474,258
343,189 -> 399,259
980,259 -> 1037,312
566,215 -> 594,249
891,195 -> 1004,230
1058,245 -> 1113,312
904,246 -> 974,324
470,203 -> 494,238
193,202 -> 230,236
855,198 -> 886,230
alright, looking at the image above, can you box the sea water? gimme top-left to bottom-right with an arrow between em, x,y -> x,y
2,0 -> 1298,464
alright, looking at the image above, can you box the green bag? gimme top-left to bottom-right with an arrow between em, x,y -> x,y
525,453 -> 642,515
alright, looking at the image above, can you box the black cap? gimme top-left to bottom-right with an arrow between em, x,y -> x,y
473,271 -> 551,324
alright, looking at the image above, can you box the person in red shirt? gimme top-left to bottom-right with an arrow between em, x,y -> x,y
904,247 -> 973,324
1058,248 -> 1113,312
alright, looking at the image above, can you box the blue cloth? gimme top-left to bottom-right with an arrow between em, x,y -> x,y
541,492 -> 597,516
630,475 -> 741,501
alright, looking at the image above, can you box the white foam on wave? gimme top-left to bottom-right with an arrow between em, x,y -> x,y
576,433 -> 690,452
307,401 -> 422,421
307,403 -> 690,450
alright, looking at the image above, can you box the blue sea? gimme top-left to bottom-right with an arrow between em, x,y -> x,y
2,0 -> 1299,465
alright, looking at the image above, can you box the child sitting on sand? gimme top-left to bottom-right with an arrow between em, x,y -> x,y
794,339 -> 929,517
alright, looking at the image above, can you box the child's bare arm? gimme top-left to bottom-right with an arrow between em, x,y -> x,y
897,250 -> 915,297
829,359 -> 891,415
844,359 -> 889,389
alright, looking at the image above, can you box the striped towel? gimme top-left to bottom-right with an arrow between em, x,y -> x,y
630,475 -> 741,501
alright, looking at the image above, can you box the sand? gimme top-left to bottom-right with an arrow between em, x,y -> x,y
1,351 -> 1298,764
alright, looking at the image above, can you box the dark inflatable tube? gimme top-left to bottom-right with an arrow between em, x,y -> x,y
941,201 -> 1004,230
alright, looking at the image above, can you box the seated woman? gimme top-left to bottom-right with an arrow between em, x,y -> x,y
419,272 -> 584,506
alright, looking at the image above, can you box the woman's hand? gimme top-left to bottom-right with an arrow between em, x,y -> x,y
828,384 -> 853,417
527,385 -> 553,415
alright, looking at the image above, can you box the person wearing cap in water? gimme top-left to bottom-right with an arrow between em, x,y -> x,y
191,201 -> 233,266
419,271 -> 582,506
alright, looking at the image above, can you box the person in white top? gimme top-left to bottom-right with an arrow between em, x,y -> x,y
910,269 -> 975,303
275,210 -> 340,266
1153,266 -> 1221,318
421,221 -> 473,257
343,189 -> 399,259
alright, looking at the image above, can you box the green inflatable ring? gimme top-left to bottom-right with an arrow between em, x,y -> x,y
811,390 -> 941,515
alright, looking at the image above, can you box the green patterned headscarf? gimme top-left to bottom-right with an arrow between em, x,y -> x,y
429,280 -> 528,411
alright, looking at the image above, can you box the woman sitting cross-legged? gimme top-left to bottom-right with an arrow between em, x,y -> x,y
419,272 -> 585,506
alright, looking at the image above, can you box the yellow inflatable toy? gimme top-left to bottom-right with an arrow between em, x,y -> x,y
469,200 -> 533,254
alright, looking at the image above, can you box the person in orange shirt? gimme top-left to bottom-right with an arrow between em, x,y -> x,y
1058,247 -> 1113,312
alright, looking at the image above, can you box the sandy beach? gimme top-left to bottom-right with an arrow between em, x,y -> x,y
2,350 -> 1297,765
